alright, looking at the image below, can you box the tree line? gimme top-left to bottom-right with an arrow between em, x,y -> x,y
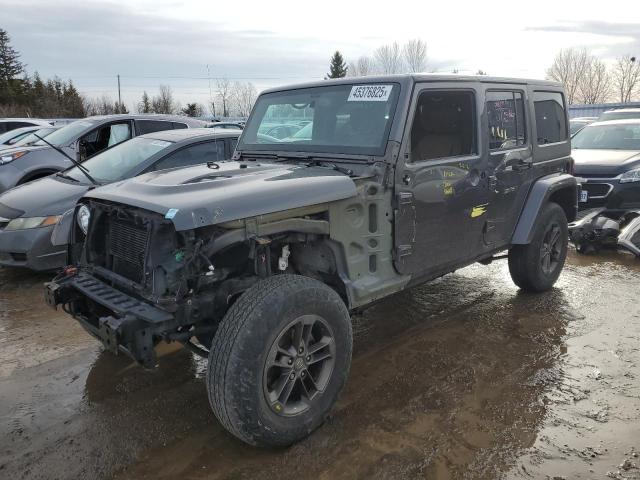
546,48 -> 639,104
0,28 -> 257,118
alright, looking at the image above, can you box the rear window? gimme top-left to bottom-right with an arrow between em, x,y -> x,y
534,91 -> 567,145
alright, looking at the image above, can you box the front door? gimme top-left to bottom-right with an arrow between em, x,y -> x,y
394,84 -> 488,276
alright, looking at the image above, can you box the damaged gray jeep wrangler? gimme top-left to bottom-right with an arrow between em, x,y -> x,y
45,75 -> 578,447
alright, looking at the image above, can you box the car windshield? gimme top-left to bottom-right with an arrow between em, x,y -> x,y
572,123 -> 640,151
598,111 -> 640,122
34,119 -> 95,147
239,83 -> 400,156
0,127 -> 32,144
64,137 -> 174,183
13,127 -> 58,147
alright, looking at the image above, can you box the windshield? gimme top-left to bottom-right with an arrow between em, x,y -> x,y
65,137 -> 173,183
35,120 -> 95,147
598,111 -> 640,122
572,123 -> 640,150
13,127 -> 58,147
239,83 -> 400,156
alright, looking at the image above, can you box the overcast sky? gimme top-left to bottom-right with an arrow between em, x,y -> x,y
2,0 -> 639,112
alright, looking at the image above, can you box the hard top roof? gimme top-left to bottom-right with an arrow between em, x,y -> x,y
260,73 -> 561,95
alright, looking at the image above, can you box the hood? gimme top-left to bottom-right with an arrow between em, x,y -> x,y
572,149 -> 640,176
85,161 -> 357,231
0,175 -> 91,218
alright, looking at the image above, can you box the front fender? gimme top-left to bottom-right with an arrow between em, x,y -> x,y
511,173 -> 578,244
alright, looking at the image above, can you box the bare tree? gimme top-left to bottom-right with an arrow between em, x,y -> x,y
578,56 -> 611,104
611,55 -> 640,103
348,56 -> 376,77
151,85 -> 179,114
375,42 -> 404,74
83,95 -> 127,115
216,78 -> 232,117
403,39 -> 428,73
546,48 -> 589,104
231,81 -> 257,117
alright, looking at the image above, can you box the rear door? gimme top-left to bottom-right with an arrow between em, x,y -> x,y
394,82 -> 488,275
483,86 -> 535,247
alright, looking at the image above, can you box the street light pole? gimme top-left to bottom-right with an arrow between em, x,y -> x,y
117,74 -> 122,112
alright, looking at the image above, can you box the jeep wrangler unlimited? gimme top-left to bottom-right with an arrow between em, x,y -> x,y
45,75 -> 578,447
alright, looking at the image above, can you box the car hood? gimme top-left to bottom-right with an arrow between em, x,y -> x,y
572,149 -> 640,176
85,161 -> 358,231
0,175 -> 91,218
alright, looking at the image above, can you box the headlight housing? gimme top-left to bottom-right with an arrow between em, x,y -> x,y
77,205 -> 91,235
0,151 -> 28,165
620,168 -> 640,183
5,215 -> 61,231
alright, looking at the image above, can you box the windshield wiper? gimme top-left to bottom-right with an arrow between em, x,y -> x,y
33,134 -> 98,186
55,171 -> 80,182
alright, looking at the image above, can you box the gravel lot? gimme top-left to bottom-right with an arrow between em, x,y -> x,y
1,250 -> 639,479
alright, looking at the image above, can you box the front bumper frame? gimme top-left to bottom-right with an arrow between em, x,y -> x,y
45,270 -> 175,367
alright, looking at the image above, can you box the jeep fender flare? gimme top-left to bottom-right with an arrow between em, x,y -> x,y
511,173 -> 578,245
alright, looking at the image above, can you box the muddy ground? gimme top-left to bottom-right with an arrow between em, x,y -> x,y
1,250 -> 639,480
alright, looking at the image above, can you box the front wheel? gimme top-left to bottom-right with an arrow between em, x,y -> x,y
508,202 -> 568,292
207,274 -> 352,447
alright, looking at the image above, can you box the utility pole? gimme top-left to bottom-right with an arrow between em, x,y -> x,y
117,74 -> 122,113
207,64 -> 215,117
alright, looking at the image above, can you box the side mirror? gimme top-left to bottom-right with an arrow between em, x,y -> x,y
77,140 -> 88,162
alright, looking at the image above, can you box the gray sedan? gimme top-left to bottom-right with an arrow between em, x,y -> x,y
0,114 -> 207,194
0,128 -> 239,271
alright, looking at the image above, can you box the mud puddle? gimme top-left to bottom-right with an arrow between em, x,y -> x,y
0,250 -> 639,479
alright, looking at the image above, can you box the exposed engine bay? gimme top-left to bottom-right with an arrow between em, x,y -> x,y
569,208 -> 640,256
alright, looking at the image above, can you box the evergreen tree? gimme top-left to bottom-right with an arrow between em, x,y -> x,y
326,51 -> 348,79
0,28 -> 24,83
182,102 -> 203,117
138,91 -> 152,113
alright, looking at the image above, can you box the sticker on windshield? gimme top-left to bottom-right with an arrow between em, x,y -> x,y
150,140 -> 171,148
348,85 -> 393,102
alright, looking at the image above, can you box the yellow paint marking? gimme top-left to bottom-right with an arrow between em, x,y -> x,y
471,204 -> 489,218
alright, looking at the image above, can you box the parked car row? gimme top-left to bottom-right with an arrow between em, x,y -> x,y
0,115 -> 239,270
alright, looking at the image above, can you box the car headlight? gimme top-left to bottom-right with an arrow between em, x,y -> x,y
5,215 -> 61,231
620,168 -> 640,183
0,151 -> 28,165
77,205 -> 90,234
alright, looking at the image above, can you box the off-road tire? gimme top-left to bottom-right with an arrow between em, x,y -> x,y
207,274 -> 352,447
508,202 -> 568,292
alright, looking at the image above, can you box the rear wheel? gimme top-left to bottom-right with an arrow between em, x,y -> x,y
207,274 -> 352,447
508,202 -> 568,292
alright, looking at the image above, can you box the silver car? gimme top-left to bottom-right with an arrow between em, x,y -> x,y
0,114 -> 207,194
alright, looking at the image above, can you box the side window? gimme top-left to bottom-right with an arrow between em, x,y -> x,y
136,120 -> 174,135
172,122 -> 188,129
79,121 -> 131,158
151,140 -> 225,171
534,91 -> 567,145
487,91 -> 526,150
410,90 -> 476,161
8,121 -> 33,130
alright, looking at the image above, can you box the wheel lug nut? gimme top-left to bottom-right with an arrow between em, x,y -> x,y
298,347 -> 304,354
301,371 -> 306,378
287,359 -> 293,365
306,355 -> 310,362
290,372 -> 295,379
